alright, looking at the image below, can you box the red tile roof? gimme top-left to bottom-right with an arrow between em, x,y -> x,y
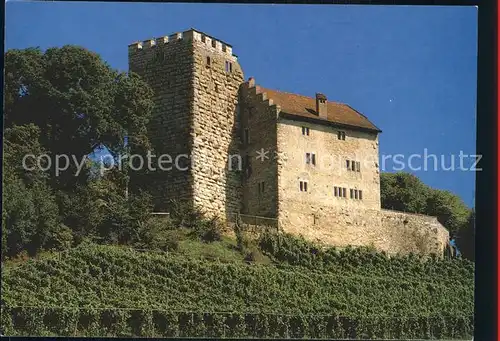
260,87 -> 381,133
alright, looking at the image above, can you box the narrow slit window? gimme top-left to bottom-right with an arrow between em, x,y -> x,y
354,189 -> 359,199
258,181 -> 265,195
302,127 -> 310,136
350,189 -> 354,199
342,188 -> 346,198
346,160 -> 350,170
351,162 -> 356,171
244,128 -> 249,145
356,162 -> 361,172
338,131 -> 346,140
334,186 -> 338,197
206,56 -> 211,67
359,190 -> 363,200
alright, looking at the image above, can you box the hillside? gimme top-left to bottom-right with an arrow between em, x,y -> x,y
1,230 -> 474,339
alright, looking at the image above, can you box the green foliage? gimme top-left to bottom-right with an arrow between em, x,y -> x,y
456,211 -> 475,261
1,243 -> 473,338
381,172 -> 472,237
2,125 -> 69,258
381,172 -> 430,213
2,243 -> 473,316
258,232 -> 474,285
0,306 -> 473,339
4,46 -> 154,183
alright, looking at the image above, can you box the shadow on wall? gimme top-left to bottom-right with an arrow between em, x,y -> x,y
224,100 -> 243,221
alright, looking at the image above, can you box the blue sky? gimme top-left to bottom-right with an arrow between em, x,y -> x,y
5,3 -> 477,207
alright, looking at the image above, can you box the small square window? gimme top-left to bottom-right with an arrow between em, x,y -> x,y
300,181 -> 308,192
306,153 -> 316,165
338,131 -> 346,140
302,127 -> 310,136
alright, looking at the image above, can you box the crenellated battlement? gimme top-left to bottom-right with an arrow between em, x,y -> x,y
128,28 -> 236,60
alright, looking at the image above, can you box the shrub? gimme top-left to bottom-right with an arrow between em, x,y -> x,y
190,217 -> 223,243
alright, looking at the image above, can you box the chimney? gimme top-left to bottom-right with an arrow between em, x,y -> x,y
316,93 -> 328,119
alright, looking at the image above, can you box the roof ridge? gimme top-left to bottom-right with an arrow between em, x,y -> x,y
262,87 -> 346,105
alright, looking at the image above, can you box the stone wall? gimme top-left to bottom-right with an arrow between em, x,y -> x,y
129,29 -> 244,218
276,118 -> 381,211
238,79 -> 280,217
190,33 -> 244,219
128,33 -> 196,209
279,202 -> 449,256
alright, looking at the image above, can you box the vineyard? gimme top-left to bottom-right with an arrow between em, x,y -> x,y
1,233 -> 474,339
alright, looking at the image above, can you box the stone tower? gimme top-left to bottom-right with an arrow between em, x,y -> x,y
128,29 -> 244,217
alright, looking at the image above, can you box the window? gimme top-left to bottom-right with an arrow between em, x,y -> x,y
306,153 -> 316,165
225,61 -> 232,73
334,186 -> 347,198
206,56 -> 211,67
338,131 -> 346,140
299,181 -> 308,192
244,155 -> 252,178
346,160 -> 361,172
258,181 -> 265,195
348,189 -> 363,200
302,127 -> 310,136
243,128 -> 249,145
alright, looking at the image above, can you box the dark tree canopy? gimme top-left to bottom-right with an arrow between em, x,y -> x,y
2,46 -> 156,258
4,46 -> 154,187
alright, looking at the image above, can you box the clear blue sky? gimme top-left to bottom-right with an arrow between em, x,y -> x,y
5,3 -> 477,207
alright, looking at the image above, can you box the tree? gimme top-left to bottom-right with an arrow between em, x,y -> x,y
380,172 -> 472,240
4,46 -> 154,189
380,172 -> 430,213
2,125 -> 71,258
456,210 -> 475,261
425,189 -> 470,236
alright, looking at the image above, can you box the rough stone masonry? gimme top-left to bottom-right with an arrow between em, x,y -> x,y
128,28 -> 450,257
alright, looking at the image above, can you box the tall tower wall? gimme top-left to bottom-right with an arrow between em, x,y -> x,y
128,29 -> 244,217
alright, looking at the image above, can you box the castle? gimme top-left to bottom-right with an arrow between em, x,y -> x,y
128,28 -> 449,256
